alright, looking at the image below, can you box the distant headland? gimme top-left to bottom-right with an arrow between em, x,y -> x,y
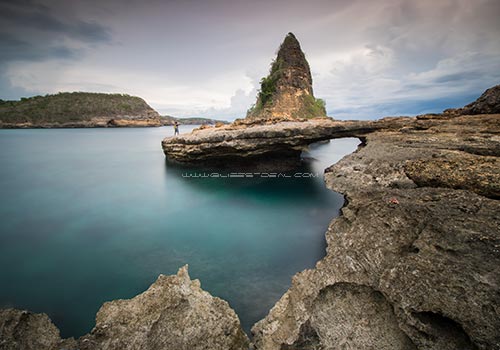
0,92 -> 226,129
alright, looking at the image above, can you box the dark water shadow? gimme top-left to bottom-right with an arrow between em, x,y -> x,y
162,158 -> 335,205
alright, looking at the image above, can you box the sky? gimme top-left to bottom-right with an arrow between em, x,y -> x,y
1,0 -> 499,120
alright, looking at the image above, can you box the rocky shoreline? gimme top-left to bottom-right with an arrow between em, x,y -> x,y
2,30 -> 499,349
161,116 -> 415,171
0,266 -> 249,350
0,117 -> 162,129
252,112 -> 500,350
2,109 -> 499,349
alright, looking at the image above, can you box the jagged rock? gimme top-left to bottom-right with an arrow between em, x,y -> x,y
0,309 -> 62,350
444,85 -> 500,115
79,265 -> 249,350
0,266 -> 248,350
251,113 -> 500,350
246,33 -> 326,120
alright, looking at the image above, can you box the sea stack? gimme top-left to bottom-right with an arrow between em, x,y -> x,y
246,33 -> 327,120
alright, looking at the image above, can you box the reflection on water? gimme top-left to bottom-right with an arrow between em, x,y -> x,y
0,126 -> 359,337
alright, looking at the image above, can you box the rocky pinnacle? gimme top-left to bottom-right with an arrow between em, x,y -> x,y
246,32 -> 326,120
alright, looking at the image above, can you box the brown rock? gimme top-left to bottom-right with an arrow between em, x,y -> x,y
0,309 -> 62,350
79,265 -> 249,350
246,33 -> 326,120
444,84 -> 500,115
251,113 -> 500,350
162,117 -> 413,170
0,266 -> 248,350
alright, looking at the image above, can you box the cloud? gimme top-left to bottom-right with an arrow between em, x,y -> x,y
0,32 -> 77,64
0,0 -> 111,98
0,0 -> 499,119
316,50 -> 500,119
0,0 -> 111,44
193,88 -> 257,121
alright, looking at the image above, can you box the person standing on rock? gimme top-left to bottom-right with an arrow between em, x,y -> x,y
174,121 -> 179,136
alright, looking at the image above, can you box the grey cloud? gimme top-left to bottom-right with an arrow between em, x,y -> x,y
0,32 -> 76,63
1,0 -> 499,118
433,71 -> 485,84
0,0 -> 111,43
0,0 -> 110,66
0,0 -> 111,99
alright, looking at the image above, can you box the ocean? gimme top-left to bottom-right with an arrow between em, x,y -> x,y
0,126 -> 359,337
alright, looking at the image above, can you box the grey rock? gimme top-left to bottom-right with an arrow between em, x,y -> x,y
445,85 -> 500,115
161,117 -> 413,170
0,309 -> 62,350
252,113 -> 500,350
0,266 -> 249,350
79,265 -> 249,350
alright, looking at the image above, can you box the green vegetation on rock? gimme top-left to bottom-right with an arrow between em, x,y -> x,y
258,58 -> 285,106
302,95 -> 327,117
246,32 -> 327,120
0,92 -> 158,125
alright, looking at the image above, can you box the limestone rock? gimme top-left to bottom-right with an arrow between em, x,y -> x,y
444,85 -> 500,115
162,117 -> 413,170
0,309 -> 62,350
0,266 -> 248,350
284,283 -> 417,350
246,33 -> 326,120
251,113 -> 500,350
79,265 -> 249,350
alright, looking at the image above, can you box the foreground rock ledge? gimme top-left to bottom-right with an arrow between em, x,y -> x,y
161,117 -> 414,170
0,266 -> 249,350
251,113 -> 500,350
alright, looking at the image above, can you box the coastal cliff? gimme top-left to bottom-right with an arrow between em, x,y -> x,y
161,83 -> 500,349
251,111 -> 500,350
3,89 -> 499,349
0,92 -> 162,128
2,26 -> 500,349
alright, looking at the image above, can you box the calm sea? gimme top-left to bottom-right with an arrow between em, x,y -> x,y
0,125 -> 359,337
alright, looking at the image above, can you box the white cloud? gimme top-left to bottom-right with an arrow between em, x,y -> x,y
6,59 -> 254,115
2,0 -> 500,120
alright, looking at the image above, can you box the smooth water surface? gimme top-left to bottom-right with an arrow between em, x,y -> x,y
0,126 -> 359,337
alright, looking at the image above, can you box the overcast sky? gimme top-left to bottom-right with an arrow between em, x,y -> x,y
1,0 -> 499,120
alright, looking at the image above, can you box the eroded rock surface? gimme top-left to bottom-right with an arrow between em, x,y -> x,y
445,85 -> 500,115
246,33 -> 326,120
0,309 -> 62,350
251,113 -> 500,350
0,266 -> 248,350
162,117 -> 413,170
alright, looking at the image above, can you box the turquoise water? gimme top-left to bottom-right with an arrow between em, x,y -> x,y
0,126 -> 359,338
